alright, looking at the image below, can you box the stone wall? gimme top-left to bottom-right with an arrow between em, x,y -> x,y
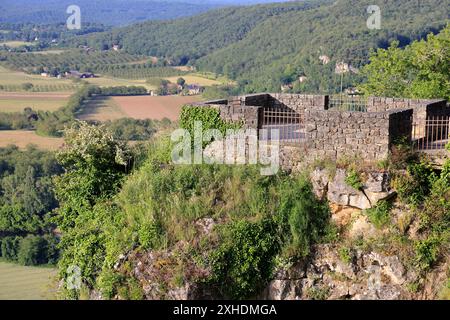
194,93 -> 448,163
388,109 -> 414,144
269,93 -> 328,116
367,97 -> 448,121
305,110 -> 386,161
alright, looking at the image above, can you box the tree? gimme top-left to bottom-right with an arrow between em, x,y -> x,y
360,25 -> 450,100
17,235 -> 47,266
54,121 -> 131,231
176,77 -> 186,87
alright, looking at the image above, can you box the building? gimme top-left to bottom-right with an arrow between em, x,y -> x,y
187,84 -> 204,95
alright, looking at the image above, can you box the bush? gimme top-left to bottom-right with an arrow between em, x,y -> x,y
17,235 -> 47,266
1,236 -> 22,261
209,218 -> 280,299
339,247 -> 352,264
392,160 -> 436,205
414,236 -> 441,271
345,169 -> 363,190
365,200 -> 392,229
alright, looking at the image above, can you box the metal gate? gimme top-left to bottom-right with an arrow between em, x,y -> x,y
260,105 -> 304,143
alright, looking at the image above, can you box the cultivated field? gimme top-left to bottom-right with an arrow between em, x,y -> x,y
0,261 -> 57,300
165,75 -> 222,86
0,41 -> 34,48
113,95 -> 201,121
0,66 -> 77,92
0,92 -> 70,112
77,97 -> 126,121
85,76 -> 156,90
0,131 -> 64,150
78,95 -> 201,121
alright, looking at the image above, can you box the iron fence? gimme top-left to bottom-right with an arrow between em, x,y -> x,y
260,106 -> 305,144
328,95 -> 368,112
412,116 -> 450,151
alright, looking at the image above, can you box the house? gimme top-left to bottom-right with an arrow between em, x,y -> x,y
187,84 -> 204,95
66,70 -> 95,79
112,45 -> 120,52
40,72 -> 49,77
299,76 -> 308,83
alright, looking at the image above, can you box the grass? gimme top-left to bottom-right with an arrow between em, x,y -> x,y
0,66 -> 78,92
0,93 -> 69,112
29,50 -> 67,55
0,41 -> 34,48
85,76 -> 156,90
0,130 -> 64,150
165,75 -> 222,86
0,261 -> 57,300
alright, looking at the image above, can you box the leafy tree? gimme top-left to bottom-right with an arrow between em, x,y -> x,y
360,25 -> 450,100
17,235 -> 47,266
177,77 -> 186,87
54,121 -> 130,230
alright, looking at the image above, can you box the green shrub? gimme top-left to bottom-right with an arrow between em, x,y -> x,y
339,247 -> 352,264
392,160 -> 436,205
208,218 -> 280,299
414,236 -> 441,271
0,236 -> 22,261
17,235 -> 47,266
345,169 -> 363,190
365,200 -> 392,229
277,176 -> 331,257
306,285 -> 330,300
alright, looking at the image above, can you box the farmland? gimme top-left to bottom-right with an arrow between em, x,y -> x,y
0,41 -> 34,48
85,76 -> 155,91
0,261 -> 57,300
112,95 -> 202,121
78,96 -> 126,121
0,66 -> 78,92
0,92 -> 70,112
165,74 -> 222,87
79,95 -> 202,122
0,130 -> 63,150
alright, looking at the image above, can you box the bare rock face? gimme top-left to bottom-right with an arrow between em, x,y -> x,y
310,168 -> 329,200
349,214 -> 378,239
260,244 -> 410,300
327,169 -> 371,209
310,168 -> 395,210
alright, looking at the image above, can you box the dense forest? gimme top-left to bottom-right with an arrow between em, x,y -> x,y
0,146 -> 61,266
68,0 -> 448,93
0,0 -> 219,26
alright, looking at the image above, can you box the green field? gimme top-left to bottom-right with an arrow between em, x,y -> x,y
85,76 -> 156,90
0,93 -> 69,112
0,261 -> 57,300
0,41 -> 34,48
0,66 -> 78,92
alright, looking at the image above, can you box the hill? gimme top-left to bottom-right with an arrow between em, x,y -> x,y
70,0 -> 449,93
0,0 -> 219,26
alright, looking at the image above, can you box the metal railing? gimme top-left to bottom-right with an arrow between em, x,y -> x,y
412,116 -> 450,151
260,106 -> 305,143
328,95 -> 368,112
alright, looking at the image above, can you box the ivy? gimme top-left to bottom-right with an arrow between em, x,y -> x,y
179,105 -> 242,141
